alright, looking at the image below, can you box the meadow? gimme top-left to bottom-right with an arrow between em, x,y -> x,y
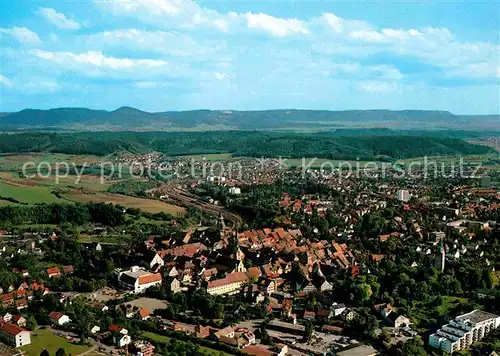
0,154 -> 186,215
141,332 -> 233,356
61,190 -> 186,215
21,329 -> 90,356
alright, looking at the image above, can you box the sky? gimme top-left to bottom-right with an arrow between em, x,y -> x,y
0,0 -> 499,114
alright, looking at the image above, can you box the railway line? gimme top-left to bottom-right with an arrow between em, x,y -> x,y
150,183 -> 243,227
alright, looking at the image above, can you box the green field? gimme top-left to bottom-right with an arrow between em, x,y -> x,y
141,331 -> 234,356
0,181 -> 64,204
21,329 -> 90,356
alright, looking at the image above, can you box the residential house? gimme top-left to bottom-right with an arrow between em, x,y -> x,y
214,326 -> 235,339
302,282 -> 318,294
130,340 -> 155,356
2,313 -> 12,323
109,325 -> 128,335
264,280 -> 275,295
342,309 -> 356,321
304,311 -> 316,321
47,267 -> 61,278
170,278 -> 183,294
62,266 -> 74,274
118,266 -> 162,294
207,272 -> 249,296
138,308 -> 150,321
331,302 -> 347,317
0,322 -> 31,347
316,309 -> 331,322
115,334 -> 132,347
12,315 -> 26,328
320,280 -> 333,292
148,253 -> 165,271
388,314 -> 411,329
49,311 -> 71,326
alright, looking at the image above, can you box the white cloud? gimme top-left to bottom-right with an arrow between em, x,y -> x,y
245,13 -> 309,37
96,0 -> 311,36
349,30 -> 386,42
0,74 -> 12,87
0,27 -> 41,46
448,62 -> 500,79
82,29 -> 225,56
358,81 -> 398,93
95,0 -> 227,31
32,49 -> 168,70
317,13 -> 372,34
37,8 -> 81,30
214,72 -> 229,80
134,81 -> 170,88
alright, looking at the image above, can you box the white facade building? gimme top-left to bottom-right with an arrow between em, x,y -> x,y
118,266 -> 162,294
207,272 -> 248,296
229,187 -> 241,195
397,189 -> 410,202
0,322 -> 31,348
429,310 -> 500,353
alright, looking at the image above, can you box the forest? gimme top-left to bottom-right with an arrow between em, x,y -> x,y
0,203 -> 126,227
0,131 -> 492,160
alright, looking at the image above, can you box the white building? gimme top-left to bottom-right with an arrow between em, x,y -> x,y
330,302 -> 347,317
207,272 -> 248,296
49,312 -> 71,326
115,334 -> 132,347
397,189 -> 410,202
229,187 -> 241,195
118,266 -> 162,294
148,253 -> 165,270
0,322 -> 31,347
429,310 -> 500,353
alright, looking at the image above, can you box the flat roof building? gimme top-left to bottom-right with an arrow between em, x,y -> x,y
429,310 -> 500,353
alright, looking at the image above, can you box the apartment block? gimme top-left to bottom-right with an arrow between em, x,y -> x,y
429,310 -> 500,353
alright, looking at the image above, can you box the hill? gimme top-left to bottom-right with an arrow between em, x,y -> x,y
0,108 -> 498,131
0,131 -> 492,160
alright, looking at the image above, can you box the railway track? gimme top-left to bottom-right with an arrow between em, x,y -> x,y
153,184 -> 243,227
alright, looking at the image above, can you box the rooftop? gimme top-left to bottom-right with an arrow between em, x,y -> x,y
0,322 -> 27,336
457,310 -> 500,324
267,319 -> 305,332
336,345 -> 378,356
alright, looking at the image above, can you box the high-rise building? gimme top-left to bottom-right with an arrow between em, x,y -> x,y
429,310 -> 500,353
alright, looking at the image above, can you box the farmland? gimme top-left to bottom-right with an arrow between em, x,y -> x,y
61,189 -> 186,215
0,154 -> 186,215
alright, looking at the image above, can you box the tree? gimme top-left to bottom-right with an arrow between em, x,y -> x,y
26,315 -> 37,331
355,283 -> 373,302
304,320 -> 314,341
260,326 -> 272,345
392,337 -> 427,356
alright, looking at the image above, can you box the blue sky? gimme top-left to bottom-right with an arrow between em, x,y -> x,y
0,0 -> 499,114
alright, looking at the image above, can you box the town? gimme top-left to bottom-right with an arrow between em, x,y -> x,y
0,157 -> 499,356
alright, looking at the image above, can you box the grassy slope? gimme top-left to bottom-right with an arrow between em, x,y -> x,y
141,332 -> 234,356
21,329 -> 90,356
